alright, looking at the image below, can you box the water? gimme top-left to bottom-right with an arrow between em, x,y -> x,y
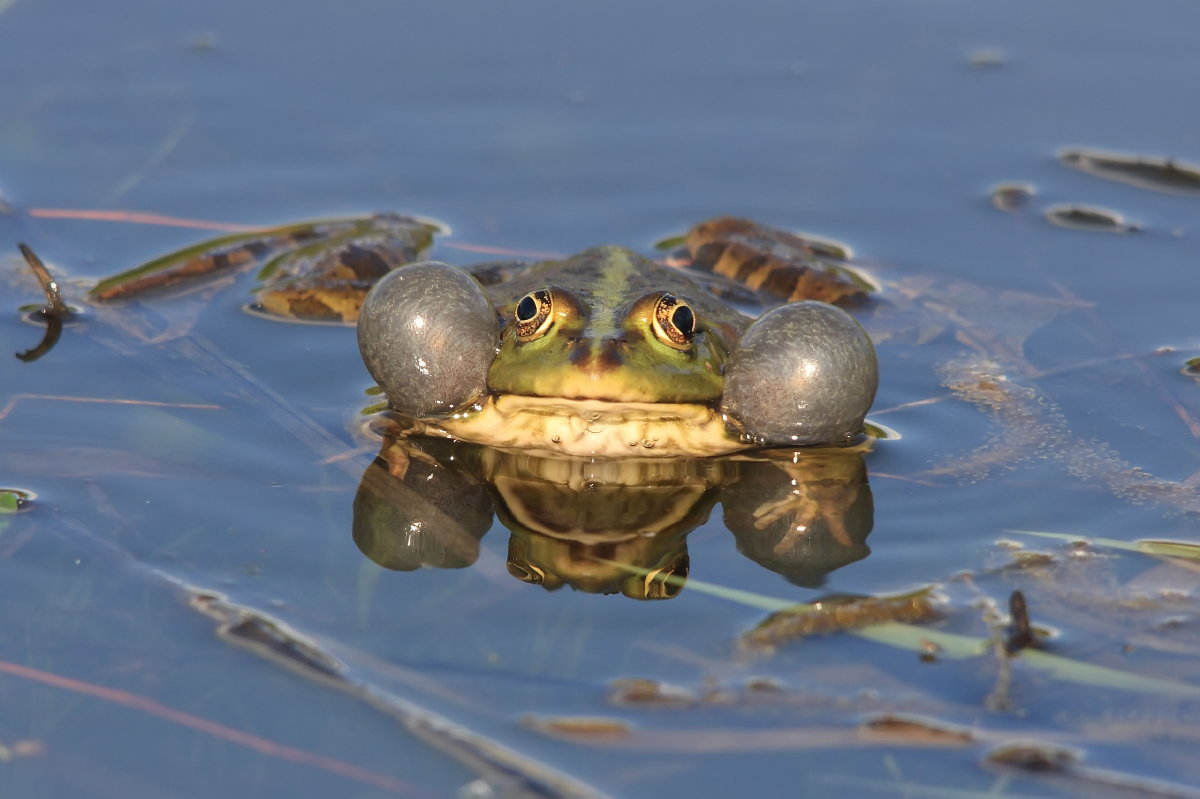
2,0 -> 1199,796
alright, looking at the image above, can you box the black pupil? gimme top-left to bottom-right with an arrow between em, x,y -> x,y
516,295 -> 538,322
671,304 -> 695,335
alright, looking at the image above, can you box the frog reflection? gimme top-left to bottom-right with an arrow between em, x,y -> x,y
352,420 -> 874,598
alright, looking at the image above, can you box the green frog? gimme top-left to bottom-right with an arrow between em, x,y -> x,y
92,215 -> 879,458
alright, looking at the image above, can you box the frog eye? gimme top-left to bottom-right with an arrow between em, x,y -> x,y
652,293 -> 696,349
514,289 -> 553,340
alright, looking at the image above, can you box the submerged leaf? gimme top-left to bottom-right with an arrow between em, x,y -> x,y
741,590 -> 941,652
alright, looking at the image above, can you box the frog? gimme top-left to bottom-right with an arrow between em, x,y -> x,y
90,214 -> 879,459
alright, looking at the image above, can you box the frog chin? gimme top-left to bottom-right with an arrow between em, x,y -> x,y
414,394 -> 741,459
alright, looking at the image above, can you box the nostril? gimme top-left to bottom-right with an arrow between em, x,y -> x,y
603,337 -> 630,353
596,338 -> 627,370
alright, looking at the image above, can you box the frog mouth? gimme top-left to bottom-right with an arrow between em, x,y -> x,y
423,394 -> 742,459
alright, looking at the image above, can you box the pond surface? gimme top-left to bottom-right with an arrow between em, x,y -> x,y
2,0 -> 1200,796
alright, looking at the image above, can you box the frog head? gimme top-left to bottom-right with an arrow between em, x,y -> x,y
486,248 -> 732,404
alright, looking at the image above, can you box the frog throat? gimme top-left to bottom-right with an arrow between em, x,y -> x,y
411,395 -> 745,459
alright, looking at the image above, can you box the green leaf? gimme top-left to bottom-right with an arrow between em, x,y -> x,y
0,491 -> 21,514
1009,529 -> 1200,560
652,234 -> 687,251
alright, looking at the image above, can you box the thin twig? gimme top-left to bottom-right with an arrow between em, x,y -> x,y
14,243 -> 71,362
17,243 -> 67,315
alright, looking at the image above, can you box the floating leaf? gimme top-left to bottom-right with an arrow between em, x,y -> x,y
0,489 -> 31,514
652,233 -> 687,251
522,715 -> 633,740
990,182 -> 1035,211
1058,146 -> 1200,195
859,714 -> 974,746
1044,204 -> 1139,233
985,740 -> 1079,771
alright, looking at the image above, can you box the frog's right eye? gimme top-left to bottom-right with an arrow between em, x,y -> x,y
651,293 -> 696,350
514,289 -> 554,340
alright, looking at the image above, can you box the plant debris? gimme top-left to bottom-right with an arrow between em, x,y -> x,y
14,243 -> 72,362
858,714 -> 974,746
1004,590 -> 1036,654
990,182 -> 1035,211
1058,147 -> 1200,195
1044,204 -> 1140,233
740,589 -> 941,653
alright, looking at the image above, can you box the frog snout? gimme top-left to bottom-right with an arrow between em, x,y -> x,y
566,336 -> 629,374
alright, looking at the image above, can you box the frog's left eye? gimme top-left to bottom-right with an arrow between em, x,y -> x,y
652,293 -> 696,349
514,288 -> 554,340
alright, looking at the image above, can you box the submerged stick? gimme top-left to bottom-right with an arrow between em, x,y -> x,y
1005,589 -> 1036,654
